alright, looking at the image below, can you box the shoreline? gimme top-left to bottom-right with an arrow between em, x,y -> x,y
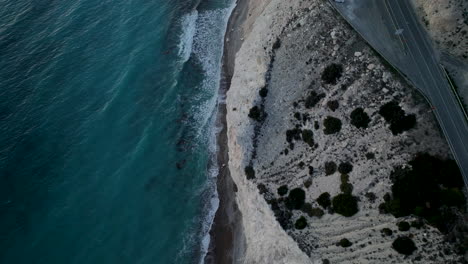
204,0 -> 248,263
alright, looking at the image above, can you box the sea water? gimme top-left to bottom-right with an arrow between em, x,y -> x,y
0,0 -> 234,263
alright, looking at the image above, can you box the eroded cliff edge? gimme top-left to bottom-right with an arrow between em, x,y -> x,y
226,0 -> 468,263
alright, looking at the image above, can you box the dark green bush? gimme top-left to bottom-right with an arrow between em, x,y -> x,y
248,106 -> 266,121
277,185 -> 288,196
305,91 -> 326,108
259,87 -> 268,97
338,162 -> 353,174
378,101 -> 416,135
381,228 -> 393,236
340,182 -> 354,195
316,192 -> 331,209
286,128 -> 302,142
332,193 -> 359,217
321,63 -> 343,84
295,216 -> 307,230
365,192 -> 377,203
411,219 -> 424,229
382,153 -> 465,233
245,166 -> 255,180
323,116 -> 342,134
350,107 -> 371,129
304,179 -> 313,188
337,238 -> 352,248
272,38 -> 281,50
301,203 -> 324,218
325,161 -> 337,175
327,100 -> 339,111
392,236 -> 417,255
257,184 -> 268,194
397,221 -> 410,231
293,112 -> 301,120
301,129 -> 314,147
286,188 -> 306,210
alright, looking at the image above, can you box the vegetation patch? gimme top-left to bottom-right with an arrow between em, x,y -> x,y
248,106 -> 266,121
337,238 -> 353,248
245,166 -> 255,180
286,128 -> 302,143
277,185 -> 288,196
305,91 -> 326,108
286,188 -> 306,210
392,236 -> 417,255
321,63 -> 343,84
317,192 -> 331,209
295,216 -> 308,230
301,129 -> 314,147
378,101 -> 416,135
379,153 -> 465,233
381,228 -> 393,236
332,193 -> 359,217
327,100 -> 339,111
323,116 -> 342,134
397,221 -> 410,231
324,161 -> 337,175
301,203 -> 324,218
338,162 -> 353,174
259,87 -> 268,97
350,107 -> 371,129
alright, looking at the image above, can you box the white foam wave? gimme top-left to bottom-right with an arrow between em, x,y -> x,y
177,10 -> 198,62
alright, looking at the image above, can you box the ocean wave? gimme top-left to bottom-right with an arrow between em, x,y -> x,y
173,2 -> 235,263
177,10 -> 198,63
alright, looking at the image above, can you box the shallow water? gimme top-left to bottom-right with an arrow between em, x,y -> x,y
0,0 -> 233,263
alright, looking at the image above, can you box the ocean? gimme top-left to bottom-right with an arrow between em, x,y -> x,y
0,0 -> 234,263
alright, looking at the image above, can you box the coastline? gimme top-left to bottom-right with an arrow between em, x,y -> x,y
204,0 -> 248,263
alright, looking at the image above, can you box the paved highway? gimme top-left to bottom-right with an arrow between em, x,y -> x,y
380,0 -> 468,186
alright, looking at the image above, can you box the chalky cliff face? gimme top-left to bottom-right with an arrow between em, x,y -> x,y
226,0 -> 467,263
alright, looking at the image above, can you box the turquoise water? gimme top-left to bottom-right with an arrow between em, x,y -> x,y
0,0 -> 233,263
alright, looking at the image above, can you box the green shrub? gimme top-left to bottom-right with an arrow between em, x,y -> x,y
317,192 -> 331,209
286,188 -> 306,210
259,87 -> 268,97
397,221 -> 410,231
295,216 -> 308,229
384,153 -> 465,233
337,238 -> 352,248
244,166 -> 255,180
323,116 -> 342,134
301,129 -> 314,147
340,182 -> 354,195
305,91 -> 326,108
338,162 -> 353,174
392,236 -> 417,255
350,107 -> 371,129
272,38 -> 281,50
332,193 -> 359,217
411,219 -> 424,229
248,106 -> 266,121
327,100 -> 339,111
286,128 -> 302,142
278,185 -> 288,196
378,101 -> 416,135
304,179 -> 313,188
301,203 -> 324,218
365,192 -> 377,203
321,63 -> 343,84
325,161 -> 337,175
257,184 -> 268,194
381,228 -> 393,236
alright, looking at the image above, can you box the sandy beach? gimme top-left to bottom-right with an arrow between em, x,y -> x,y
204,0 -> 249,263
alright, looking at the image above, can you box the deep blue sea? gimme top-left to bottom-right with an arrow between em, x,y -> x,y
0,0 -> 234,263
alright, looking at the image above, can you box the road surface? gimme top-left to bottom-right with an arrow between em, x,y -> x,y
331,0 -> 468,187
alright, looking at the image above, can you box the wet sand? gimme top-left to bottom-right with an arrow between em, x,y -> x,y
203,0 -> 249,263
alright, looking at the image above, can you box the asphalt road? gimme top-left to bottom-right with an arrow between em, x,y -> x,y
379,0 -> 468,186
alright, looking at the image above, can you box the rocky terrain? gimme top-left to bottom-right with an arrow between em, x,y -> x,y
225,0 -> 468,263
411,0 -> 468,62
